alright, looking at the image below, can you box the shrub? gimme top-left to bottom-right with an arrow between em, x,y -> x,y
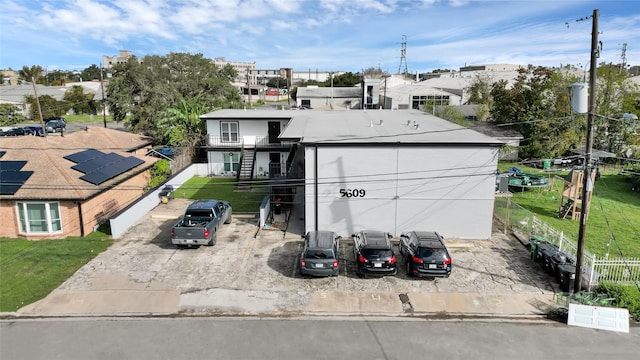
147,159 -> 171,189
594,283 -> 640,321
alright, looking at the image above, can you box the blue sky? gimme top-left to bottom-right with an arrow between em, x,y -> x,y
1,0 -> 638,74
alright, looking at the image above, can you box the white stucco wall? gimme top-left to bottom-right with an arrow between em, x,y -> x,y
304,145 -> 499,239
205,118 -> 289,140
205,118 -> 290,176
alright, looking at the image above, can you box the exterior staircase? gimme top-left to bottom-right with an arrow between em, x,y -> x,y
236,149 -> 255,191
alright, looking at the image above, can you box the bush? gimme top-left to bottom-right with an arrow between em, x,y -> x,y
594,283 -> 640,321
147,159 -> 171,189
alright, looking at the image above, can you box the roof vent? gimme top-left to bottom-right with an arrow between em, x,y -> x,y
369,119 -> 374,127
379,120 -> 383,126
407,120 -> 411,126
414,123 -> 419,130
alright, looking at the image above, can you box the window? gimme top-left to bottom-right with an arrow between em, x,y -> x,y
17,202 -> 62,234
224,153 -> 239,172
221,122 -> 239,142
411,95 -> 450,110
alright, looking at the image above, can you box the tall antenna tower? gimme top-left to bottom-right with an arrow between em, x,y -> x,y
397,35 -> 408,76
619,43 -> 627,74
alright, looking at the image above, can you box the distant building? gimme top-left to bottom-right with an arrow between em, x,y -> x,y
102,50 -> 143,73
213,57 -> 257,84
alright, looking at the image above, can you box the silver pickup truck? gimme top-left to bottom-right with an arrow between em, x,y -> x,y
171,200 -> 232,246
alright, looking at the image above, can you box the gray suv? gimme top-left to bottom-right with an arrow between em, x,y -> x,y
299,231 -> 341,277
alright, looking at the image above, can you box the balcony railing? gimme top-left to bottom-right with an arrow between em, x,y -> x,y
206,135 -> 296,149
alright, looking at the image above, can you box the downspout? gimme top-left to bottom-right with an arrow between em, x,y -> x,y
77,202 -> 85,237
314,144 -> 318,232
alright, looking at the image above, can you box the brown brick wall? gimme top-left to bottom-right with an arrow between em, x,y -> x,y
0,171 -> 150,240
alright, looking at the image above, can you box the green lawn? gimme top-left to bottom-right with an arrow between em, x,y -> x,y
173,177 -> 271,212
500,162 -> 640,258
63,114 -> 116,123
0,232 -> 112,312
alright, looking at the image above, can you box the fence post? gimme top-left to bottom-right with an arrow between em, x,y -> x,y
559,231 -> 564,253
588,254 -> 597,291
530,214 -> 536,239
504,198 -> 510,235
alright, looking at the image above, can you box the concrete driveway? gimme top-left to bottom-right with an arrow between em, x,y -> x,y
17,198 -> 559,318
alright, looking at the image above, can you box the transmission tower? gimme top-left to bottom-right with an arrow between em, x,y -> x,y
619,43 -> 627,74
397,35 -> 408,76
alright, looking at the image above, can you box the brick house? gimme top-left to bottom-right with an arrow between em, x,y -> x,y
0,127 -> 156,239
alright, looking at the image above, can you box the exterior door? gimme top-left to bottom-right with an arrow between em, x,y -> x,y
268,121 -> 280,144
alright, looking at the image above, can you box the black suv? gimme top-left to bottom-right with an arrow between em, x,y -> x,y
399,231 -> 452,278
352,230 -> 397,277
45,118 -> 66,133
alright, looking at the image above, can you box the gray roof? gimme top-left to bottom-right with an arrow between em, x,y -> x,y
0,82 -> 104,104
200,109 -> 502,145
296,86 -> 361,98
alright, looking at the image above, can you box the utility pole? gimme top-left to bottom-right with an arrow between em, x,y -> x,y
575,9 -> 599,293
100,63 -> 107,128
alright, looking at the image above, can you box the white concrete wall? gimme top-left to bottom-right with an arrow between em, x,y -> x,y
304,145 -> 498,239
109,164 -> 209,238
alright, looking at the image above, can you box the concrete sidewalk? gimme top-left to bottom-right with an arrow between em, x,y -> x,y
12,287 -> 557,319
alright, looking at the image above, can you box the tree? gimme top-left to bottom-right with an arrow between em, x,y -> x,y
18,65 -> 47,136
323,72 -> 360,87
105,52 -> 242,143
0,104 -> 27,126
362,67 -> 387,78
267,77 -> 288,89
157,97 -> 209,159
490,66 -> 582,159
80,65 -> 103,81
63,85 -> 97,115
465,74 -> 494,107
593,63 -> 640,154
24,95 -> 62,120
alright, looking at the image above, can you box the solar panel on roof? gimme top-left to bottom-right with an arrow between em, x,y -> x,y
77,155 -> 145,185
0,169 -> 33,195
0,160 -> 27,171
81,168 -> 118,185
64,149 -> 103,163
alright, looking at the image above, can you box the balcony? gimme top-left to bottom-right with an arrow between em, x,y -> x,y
205,135 -> 296,150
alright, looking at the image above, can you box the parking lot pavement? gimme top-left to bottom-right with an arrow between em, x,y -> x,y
15,199 -> 559,318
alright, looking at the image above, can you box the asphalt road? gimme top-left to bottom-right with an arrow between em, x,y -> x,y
1,318 -> 638,360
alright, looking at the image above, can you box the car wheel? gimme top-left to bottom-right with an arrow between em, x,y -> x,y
406,261 -> 412,276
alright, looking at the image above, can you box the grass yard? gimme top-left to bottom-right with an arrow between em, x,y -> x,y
63,114 -> 121,123
0,232 -> 112,312
173,177 -> 271,213
499,162 -> 640,258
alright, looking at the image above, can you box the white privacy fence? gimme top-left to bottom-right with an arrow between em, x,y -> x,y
495,196 -> 640,288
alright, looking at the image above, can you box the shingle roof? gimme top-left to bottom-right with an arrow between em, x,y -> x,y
0,127 -> 155,200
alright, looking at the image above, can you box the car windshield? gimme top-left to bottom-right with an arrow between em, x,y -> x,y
362,248 -> 392,259
417,247 -> 448,260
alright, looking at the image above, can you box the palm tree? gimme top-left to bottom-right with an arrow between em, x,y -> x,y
18,65 -> 47,136
158,98 -> 210,160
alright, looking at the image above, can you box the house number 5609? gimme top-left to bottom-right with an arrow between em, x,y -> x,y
340,189 -> 366,198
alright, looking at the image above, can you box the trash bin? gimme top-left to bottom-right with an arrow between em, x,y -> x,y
558,264 -> 576,292
550,252 -> 572,282
530,236 -> 547,262
542,159 -> 551,170
540,245 -> 560,276
537,242 -> 557,271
